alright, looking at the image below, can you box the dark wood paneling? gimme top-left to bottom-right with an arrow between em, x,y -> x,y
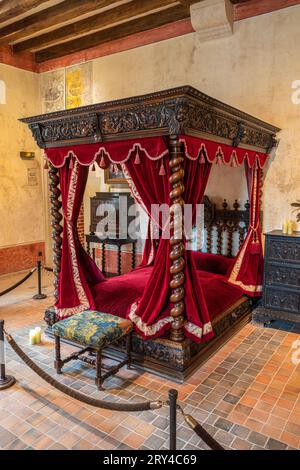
35,5 -> 190,62
13,0 -> 176,53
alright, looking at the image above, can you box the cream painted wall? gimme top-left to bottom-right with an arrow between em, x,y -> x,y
89,4 -> 300,232
0,65 -> 43,249
4,3 -> 298,260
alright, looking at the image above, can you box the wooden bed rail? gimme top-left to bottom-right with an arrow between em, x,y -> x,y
203,196 -> 250,258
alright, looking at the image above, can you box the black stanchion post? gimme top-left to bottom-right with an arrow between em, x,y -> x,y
0,320 -> 16,390
33,254 -> 47,300
169,389 -> 178,451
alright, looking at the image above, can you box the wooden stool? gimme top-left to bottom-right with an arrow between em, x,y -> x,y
52,311 -> 133,390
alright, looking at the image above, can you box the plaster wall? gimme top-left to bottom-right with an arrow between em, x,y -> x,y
89,4 -> 300,231
2,4 -> 300,274
0,65 -> 43,256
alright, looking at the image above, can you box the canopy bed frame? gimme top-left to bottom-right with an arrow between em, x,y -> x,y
20,86 -> 280,381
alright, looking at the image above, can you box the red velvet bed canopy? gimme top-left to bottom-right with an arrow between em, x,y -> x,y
43,134 -> 268,343
20,86 -> 280,352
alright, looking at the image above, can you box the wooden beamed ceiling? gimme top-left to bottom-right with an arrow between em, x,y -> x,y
14,0 -> 187,54
0,1 -> 297,64
0,0 -> 199,62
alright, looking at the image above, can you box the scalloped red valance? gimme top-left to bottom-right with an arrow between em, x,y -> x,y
179,135 -> 268,168
44,135 -> 269,169
45,137 -> 168,168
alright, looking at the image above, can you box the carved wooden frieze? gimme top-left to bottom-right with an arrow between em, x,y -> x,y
268,239 -> 300,262
42,113 -> 100,144
20,86 -> 280,151
99,103 -> 168,135
264,288 -> 300,314
265,264 -> 300,288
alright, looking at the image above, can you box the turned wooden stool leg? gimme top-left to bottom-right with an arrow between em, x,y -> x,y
54,336 -> 62,374
95,349 -> 102,390
126,332 -> 132,369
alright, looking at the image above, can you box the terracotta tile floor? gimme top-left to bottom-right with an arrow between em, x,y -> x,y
0,270 -> 299,451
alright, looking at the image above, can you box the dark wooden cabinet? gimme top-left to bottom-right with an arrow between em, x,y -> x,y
254,230 -> 300,324
89,192 -> 135,236
87,192 -> 137,276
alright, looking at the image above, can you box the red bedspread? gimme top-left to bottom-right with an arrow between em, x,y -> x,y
92,266 -> 243,321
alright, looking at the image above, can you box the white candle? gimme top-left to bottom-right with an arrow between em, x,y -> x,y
29,329 -> 36,345
35,327 -> 42,344
282,221 -> 288,234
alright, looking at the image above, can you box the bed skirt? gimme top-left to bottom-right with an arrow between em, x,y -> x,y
44,296 -> 252,382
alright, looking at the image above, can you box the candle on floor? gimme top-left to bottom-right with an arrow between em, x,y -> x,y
35,327 -> 42,344
29,329 -> 36,345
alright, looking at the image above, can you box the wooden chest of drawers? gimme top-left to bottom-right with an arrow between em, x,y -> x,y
254,230 -> 300,324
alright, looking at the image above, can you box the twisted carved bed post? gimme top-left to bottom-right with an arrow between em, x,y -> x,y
48,164 -> 63,302
169,136 -> 186,342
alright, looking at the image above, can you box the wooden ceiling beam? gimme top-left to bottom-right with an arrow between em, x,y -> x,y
13,0 -> 177,53
177,0 -> 202,5
0,0 -> 51,24
35,5 -> 190,63
0,0 -> 121,45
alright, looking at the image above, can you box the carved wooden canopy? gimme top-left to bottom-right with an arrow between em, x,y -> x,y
20,86 -> 280,153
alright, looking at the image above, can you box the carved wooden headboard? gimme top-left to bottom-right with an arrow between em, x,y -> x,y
201,196 -> 250,258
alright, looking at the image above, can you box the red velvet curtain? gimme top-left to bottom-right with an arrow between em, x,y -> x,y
48,135 -> 265,332
55,160 -> 104,319
183,158 -> 214,342
140,220 -> 157,267
123,154 -> 173,338
123,149 -> 214,343
228,160 -> 263,296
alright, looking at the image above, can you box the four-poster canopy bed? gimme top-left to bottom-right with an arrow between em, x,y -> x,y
20,86 -> 280,381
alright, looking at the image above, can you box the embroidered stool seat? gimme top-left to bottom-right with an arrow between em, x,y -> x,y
52,310 -> 133,389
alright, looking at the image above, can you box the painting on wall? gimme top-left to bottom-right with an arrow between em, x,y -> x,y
41,69 -> 65,113
66,62 -> 93,109
104,167 -> 127,185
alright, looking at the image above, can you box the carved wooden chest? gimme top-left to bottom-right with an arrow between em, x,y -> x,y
260,230 -> 300,323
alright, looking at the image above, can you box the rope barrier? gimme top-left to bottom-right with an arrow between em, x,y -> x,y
0,257 -> 226,450
3,327 -> 161,412
177,405 -> 225,450
43,266 -> 53,272
33,260 -> 47,300
0,268 -> 36,297
1,319 -> 225,450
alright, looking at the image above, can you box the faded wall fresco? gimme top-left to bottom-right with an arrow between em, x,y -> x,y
41,69 -> 65,113
66,62 -> 93,109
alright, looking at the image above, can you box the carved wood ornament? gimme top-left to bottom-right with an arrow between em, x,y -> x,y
169,137 -> 186,342
48,164 -> 63,302
20,86 -> 280,342
20,86 -> 280,153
